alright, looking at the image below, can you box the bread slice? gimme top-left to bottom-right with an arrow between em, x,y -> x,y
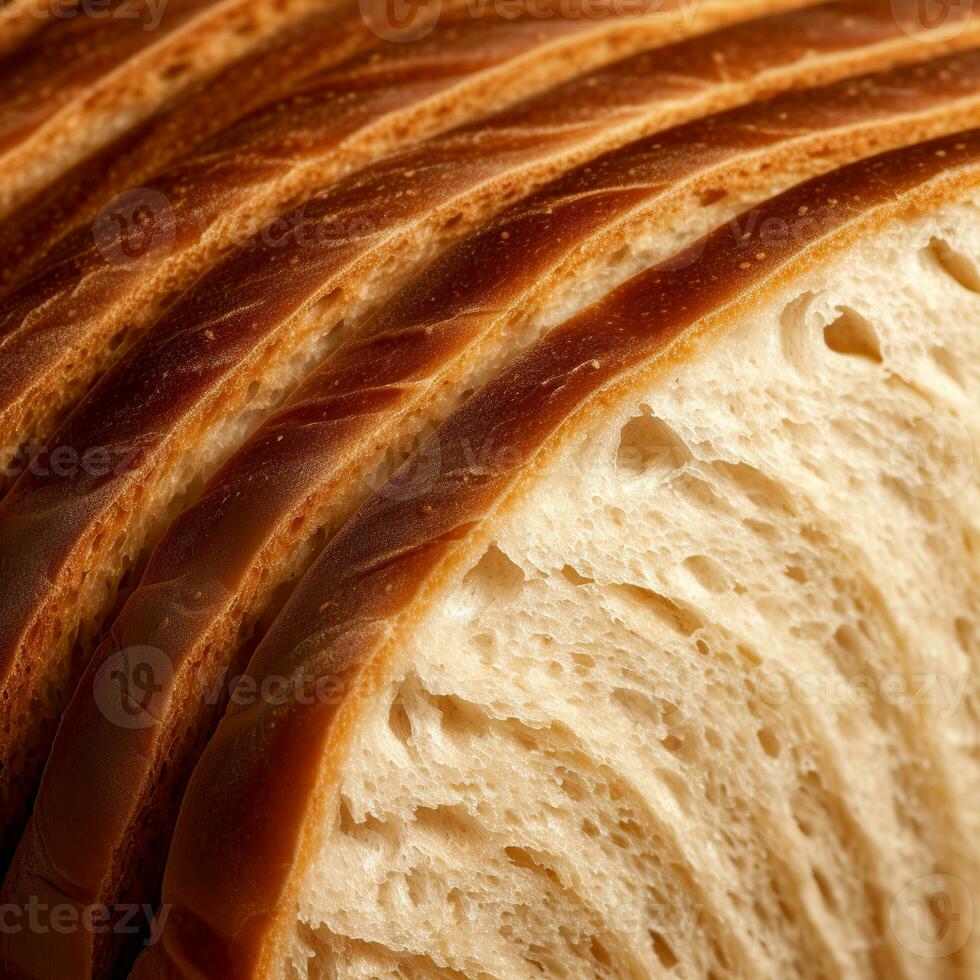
134,129 -> 980,979
0,0 -> 816,880
0,0 -> 338,219
6,45 -> 980,980
0,1 -> 382,296
0,0 -> 769,486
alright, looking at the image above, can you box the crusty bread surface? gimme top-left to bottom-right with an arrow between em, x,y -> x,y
0,0 -> 815,904
0,3 -> 978,979
135,131 -> 980,979
0,0 -> 787,484
0,0 -> 372,296
0,0 -> 344,218
6,39 -> 980,980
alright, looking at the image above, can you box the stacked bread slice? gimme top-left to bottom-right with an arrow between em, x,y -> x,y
0,0 -> 357,218
1,1 -> 978,977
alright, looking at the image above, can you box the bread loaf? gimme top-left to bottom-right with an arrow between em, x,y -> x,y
0,3 -> 978,977
137,129 -> 980,979
0,0 -> 802,890
6,38 -> 980,980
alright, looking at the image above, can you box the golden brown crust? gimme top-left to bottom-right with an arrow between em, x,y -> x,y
136,128 -> 980,980
7,43 -> 980,980
0,1 -> 734,480
0,1 -> 373,295
0,0 -> 325,217
4,13 -> 980,980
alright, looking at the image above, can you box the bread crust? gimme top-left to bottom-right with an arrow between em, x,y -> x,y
0,0 -> 778,906
0,1 -> 374,296
0,1 -> 754,483
7,39 -> 980,980
131,129 -> 980,979
0,0 -> 332,218
0,0 -> 58,57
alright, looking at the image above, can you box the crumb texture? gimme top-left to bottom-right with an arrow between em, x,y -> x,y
294,203 -> 980,979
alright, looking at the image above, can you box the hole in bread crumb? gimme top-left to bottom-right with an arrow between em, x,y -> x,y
683,554 -> 730,593
698,187 -> 728,207
404,867 -> 425,906
756,727 -> 780,758
927,237 -> 980,294
108,327 -> 130,352
590,938 -> 613,969
611,585 -> 703,637
561,564 -> 593,586
463,544 -> 525,604
822,307 -> 882,364
812,868 -> 836,910
833,623 -> 864,658
616,409 -> 689,479
955,616 -> 974,654
388,698 -> 412,745
649,930 -> 679,968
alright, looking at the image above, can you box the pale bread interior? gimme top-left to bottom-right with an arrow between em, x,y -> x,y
289,198 -> 980,979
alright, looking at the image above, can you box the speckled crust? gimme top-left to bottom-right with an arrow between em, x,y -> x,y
5,40 -> 980,980
128,129 -> 980,980
0,0 -> 328,218
0,1 -> 759,483
0,0 -> 373,295
0,0 -> 780,913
